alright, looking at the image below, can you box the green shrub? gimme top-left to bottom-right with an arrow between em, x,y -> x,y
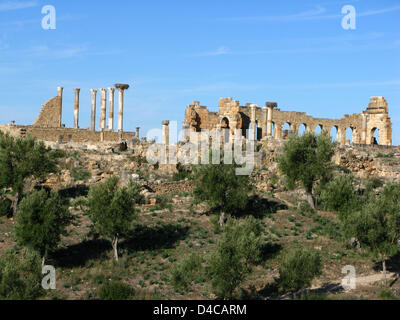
278,248 -> 322,293
71,167 -> 91,181
379,289 -> 397,300
15,189 -> 73,264
318,174 -> 360,218
297,201 -> 315,216
277,131 -> 336,209
207,216 -> 264,299
0,195 -> 11,217
0,249 -> 45,300
97,281 -> 134,300
170,253 -> 203,291
376,153 -> 394,159
86,176 -> 138,261
192,157 -> 252,216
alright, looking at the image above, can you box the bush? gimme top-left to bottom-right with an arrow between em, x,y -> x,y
379,289 -> 397,300
0,195 -> 11,217
97,281 -> 134,300
277,131 -> 336,209
170,253 -> 203,291
14,189 -> 73,264
192,160 -> 252,216
86,176 -> 138,261
207,216 -> 264,299
70,167 -> 91,181
318,174 -> 360,218
278,248 -> 322,293
0,249 -> 45,300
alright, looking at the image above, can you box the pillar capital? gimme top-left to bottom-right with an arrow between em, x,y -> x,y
115,83 -> 130,91
266,102 -> 278,109
162,120 -> 170,126
74,88 -> 80,93
108,87 -> 115,93
90,89 -> 98,94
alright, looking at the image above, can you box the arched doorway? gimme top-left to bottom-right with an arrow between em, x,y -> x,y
330,126 -> 338,142
298,124 -> 307,136
371,127 -> 380,145
282,122 -> 291,139
315,124 -> 323,135
346,127 -> 353,145
221,117 -> 230,143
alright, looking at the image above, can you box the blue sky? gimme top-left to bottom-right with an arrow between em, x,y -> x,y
0,0 -> 399,144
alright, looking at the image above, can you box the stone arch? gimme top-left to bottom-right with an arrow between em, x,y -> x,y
330,126 -> 338,142
370,127 -> 380,145
298,123 -> 307,136
220,117 -> 230,143
271,121 -> 275,137
239,112 -> 250,138
345,127 -> 354,145
315,124 -> 323,135
282,122 -> 291,140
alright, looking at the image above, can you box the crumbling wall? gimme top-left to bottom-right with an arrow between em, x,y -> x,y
32,96 -> 62,128
183,97 -> 393,146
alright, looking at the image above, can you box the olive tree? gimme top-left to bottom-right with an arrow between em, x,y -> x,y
14,189 -> 73,266
0,132 -> 60,216
192,160 -> 252,225
277,131 -> 336,209
86,176 -> 138,261
207,216 -> 264,299
345,182 -> 400,286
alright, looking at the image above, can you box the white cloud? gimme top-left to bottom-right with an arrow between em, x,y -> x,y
218,5 -> 400,23
0,1 -> 37,12
194,46 -> 231,57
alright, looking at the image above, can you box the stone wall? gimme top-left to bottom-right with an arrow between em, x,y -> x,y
183,96 -> 393,146
32,96 -> 62,128
0,125 -> 134,143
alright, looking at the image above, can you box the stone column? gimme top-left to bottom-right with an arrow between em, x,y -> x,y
337,127 -> 346,145
250,104 -> 257,141
361,112 -> 367,144
262,107 -> 268,138
57,86 -> 64,127
100,89 -> 107,131
73,88 -> 80,129
182,124 -> 190,142
266,102 -> 276,137
115,84 -> 130,132
90,89 -> 97,132
108,88 -> 115,131
162,121 -> 170,146
136,127 -> 140,139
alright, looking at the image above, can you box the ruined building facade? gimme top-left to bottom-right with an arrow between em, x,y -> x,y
2,85 -> 140,143
182,97 -> 393,146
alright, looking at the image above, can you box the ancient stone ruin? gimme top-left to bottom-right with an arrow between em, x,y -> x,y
182,97 -> 393,146
3,84 -> 139,144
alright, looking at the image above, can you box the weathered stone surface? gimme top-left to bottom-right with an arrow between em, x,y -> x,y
33,96 -> 62,128
183,97 -> 393,146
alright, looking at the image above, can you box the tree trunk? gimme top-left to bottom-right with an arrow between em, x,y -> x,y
112,236 -> 119,261
10,192 -> 20,217
219,212 -> 226,227
382,256 -> 387,287
306,191 -> 315,210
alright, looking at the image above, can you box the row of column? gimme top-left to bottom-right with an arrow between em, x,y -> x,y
248,102 -> 276,141
72,85 -> 129,132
